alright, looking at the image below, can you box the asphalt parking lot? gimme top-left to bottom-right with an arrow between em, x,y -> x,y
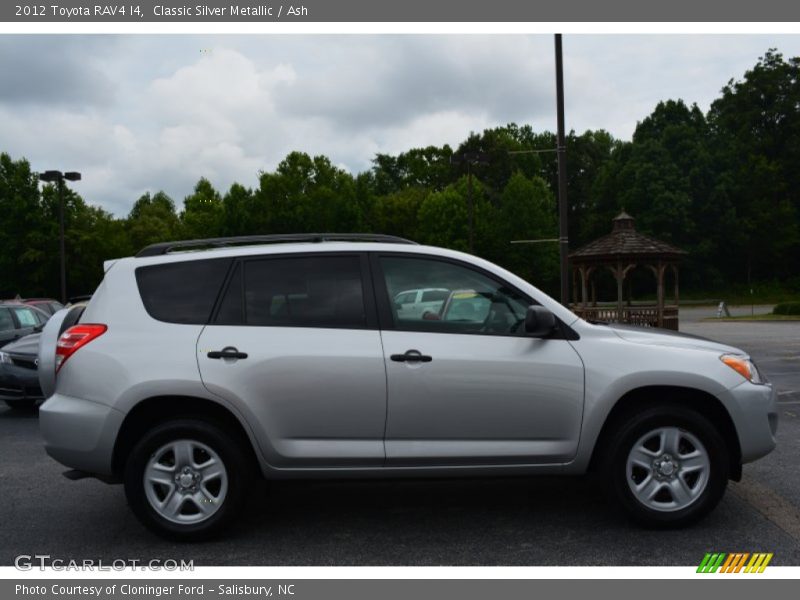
1,307 -> 798,566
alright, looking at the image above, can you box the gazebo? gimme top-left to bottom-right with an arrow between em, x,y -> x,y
569,211 -> 686,330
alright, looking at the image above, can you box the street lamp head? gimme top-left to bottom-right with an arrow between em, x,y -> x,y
64,172 -> 81,182
39,170 -> 62,182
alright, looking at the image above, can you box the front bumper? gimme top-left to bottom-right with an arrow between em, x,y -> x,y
39,393 -> 125,476
718,380 -> 778,464
0,363 -> 43,403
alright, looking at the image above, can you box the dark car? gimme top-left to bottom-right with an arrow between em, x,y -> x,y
0,303 -> 49,348
0,332 -> 43,409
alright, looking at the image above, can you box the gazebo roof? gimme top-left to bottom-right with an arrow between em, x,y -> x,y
569,211 -> 686,262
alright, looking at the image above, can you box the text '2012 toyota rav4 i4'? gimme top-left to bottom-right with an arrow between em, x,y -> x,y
37,234 -> 778,541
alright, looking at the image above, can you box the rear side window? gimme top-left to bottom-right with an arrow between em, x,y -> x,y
136,258 -> 232,324
216,255 -> 367,329
12,307 -> 39,327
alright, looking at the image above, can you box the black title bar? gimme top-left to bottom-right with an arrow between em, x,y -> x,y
4,0 -> 800,22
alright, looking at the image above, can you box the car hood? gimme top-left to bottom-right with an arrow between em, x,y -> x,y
2,332 -> 41,356
605,323 -> 745,356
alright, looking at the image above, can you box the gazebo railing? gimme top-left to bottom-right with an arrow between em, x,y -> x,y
570,305 -> 679,330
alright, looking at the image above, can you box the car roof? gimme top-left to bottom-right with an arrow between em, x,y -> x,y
0,301 -> 50,315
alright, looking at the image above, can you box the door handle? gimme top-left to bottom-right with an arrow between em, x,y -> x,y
207,346 -> 248,360
390,349 -> 432,363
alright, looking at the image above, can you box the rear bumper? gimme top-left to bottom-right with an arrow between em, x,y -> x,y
39,393 -> 124,476
719,381 -> 778,464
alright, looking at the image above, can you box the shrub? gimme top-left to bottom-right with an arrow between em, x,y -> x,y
773,302 -> 800,315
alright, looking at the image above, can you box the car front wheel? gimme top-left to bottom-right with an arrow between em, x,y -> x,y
124,419 -> 249,541
604,405 -> 729,527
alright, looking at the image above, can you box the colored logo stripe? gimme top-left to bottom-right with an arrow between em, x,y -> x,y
697,552 -> 773,573
745,553 -> 773,573
697,553 -> 726,573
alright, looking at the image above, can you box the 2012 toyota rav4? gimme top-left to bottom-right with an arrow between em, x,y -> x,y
37,234 -> 778,540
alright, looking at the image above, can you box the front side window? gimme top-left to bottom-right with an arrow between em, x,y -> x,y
0,308 -> 13,332
217,255 -> 367,329
380,256 -> 530,335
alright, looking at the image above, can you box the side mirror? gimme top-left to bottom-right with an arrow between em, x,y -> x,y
525,305 -> 556,337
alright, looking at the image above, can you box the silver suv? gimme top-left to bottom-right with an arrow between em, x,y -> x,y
37,234 -> 777,540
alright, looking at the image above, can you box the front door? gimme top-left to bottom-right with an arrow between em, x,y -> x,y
375,254 -> 585,466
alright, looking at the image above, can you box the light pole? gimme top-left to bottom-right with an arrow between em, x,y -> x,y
38,170 -> 81,303
554,33 -> 570,305
450,151 -> 489,253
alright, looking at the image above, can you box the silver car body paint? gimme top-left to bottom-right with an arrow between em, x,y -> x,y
37,242 -> 777,479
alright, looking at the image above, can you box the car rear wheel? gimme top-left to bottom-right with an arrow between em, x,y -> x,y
124,419 -> 249,541
603,405 -> 729,527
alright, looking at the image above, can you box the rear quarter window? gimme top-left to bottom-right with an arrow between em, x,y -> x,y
135,258 -> 232,324
12,307 -> 39,327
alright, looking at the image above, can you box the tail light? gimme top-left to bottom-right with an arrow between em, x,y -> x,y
56,324 -> 107,372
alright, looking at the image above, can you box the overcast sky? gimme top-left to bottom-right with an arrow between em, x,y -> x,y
2,34 -> 800,217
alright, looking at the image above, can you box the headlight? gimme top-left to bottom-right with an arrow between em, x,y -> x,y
0,351 -> 11,364
720,354 -> 764,384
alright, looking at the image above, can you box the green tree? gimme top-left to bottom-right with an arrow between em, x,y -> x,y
255,151 -> 361,233
221,183 -> 254,236
708,49 -> 800,284
126,191 -> 181,252
181,178 -> 224,239
370,187 -> 429,241
498,173 -> 559,290
0,154 -> 44,297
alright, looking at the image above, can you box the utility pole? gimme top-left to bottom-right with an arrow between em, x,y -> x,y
555,33 -> 570,305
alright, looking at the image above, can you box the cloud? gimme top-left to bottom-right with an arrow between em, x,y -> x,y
274,36 -> 554,131
2,34 -> 800,217
0,36 -> 116,108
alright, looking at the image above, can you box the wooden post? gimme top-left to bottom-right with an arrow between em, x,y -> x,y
616,262 -> 623,323
580,267 -> 588,308
673,265 -> 679,306
657,262 -> 665,327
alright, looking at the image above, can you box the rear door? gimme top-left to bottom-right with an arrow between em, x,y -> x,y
197,252 -> 387,468
9,306 -> 40,337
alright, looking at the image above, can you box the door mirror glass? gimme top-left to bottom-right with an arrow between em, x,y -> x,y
525,305 -> 556,337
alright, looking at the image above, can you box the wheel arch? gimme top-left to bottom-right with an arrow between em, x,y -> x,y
111,395 -> 262,478
587,385 -> 742,481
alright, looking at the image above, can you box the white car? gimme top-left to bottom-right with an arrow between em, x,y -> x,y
393,288 -> 450,320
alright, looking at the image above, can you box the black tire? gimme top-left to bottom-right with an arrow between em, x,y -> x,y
602,404 -> 729,528
124,418 -> 250,541
4,399 -> 37,411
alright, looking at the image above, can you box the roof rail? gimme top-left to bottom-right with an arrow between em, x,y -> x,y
135,233 -> 418,258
